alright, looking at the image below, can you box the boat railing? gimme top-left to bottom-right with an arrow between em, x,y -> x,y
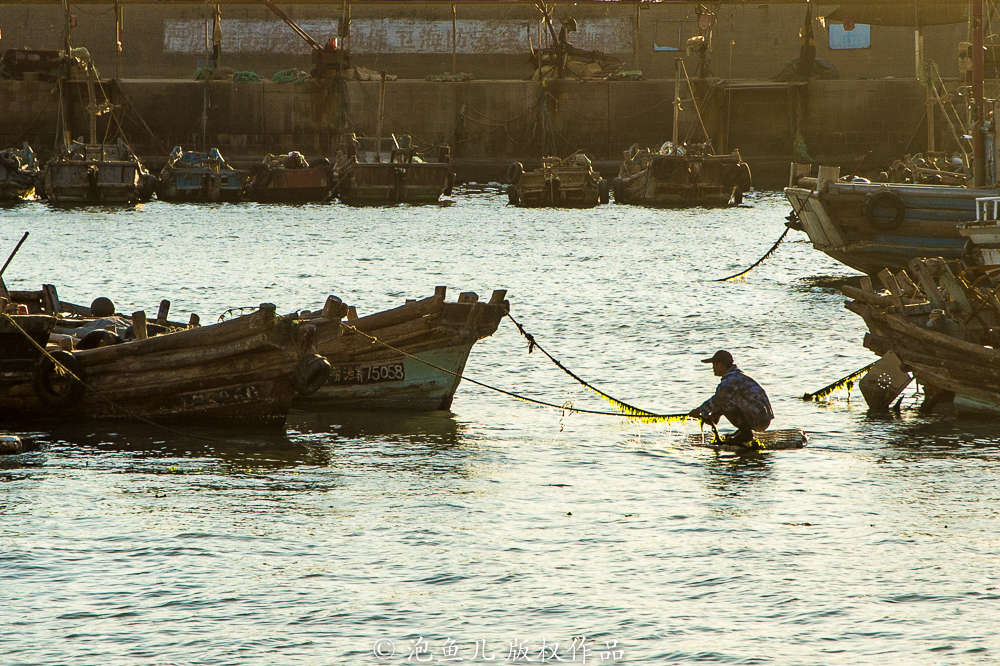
975,196 -> 1000,223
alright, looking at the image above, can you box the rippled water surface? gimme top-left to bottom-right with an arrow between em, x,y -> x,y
2,192 -> 999,665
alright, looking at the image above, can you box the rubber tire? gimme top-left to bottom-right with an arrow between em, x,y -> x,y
290,354 -> 332,396
507,183 -> 519,206
34,350 -> 85,408
864,191 -> 906,230
77,329 -> 123,350
506,162 -> 523,185
737,163 -> 752,192
598,178 -> 610,204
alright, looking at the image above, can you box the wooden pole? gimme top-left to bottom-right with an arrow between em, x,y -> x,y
672,58 -> 681,148
634,3 -> 640,71
115,0 -> 123,79
374,71 -> 387,163
973,0 -> 985,186
452,4 -> 457,74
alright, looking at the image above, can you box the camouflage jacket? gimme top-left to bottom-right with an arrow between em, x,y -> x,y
697,365 -> 774,430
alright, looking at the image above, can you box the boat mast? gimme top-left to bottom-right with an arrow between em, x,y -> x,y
672,58 -> 681,148
973,0 -> 985,186
374,71 -> 387,163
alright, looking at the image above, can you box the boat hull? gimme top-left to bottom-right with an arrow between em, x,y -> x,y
41,159 -> 152,204
512,167 -> 602,208
335,162 -> 451,205
785,173 -> 996,275
297,289 -> 508,412
298,343 -> 475,410
614,153 -> 747,207
250,165 -> 332,202
157,167 -> 246,202
0,307 -> 306,427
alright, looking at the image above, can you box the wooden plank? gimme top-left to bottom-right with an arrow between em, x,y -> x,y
859,276 -> 874,293
908,258 -> 949,312
76,306 -> 280,364
488,289 -> 508,305
878,269 -> 906,312
132,310 -> 148,340
895,271 -> 919,298
156,300 -> 170,326
885,312 -> 1000,364
41,284 -> 60,314
934,263 -> 974,319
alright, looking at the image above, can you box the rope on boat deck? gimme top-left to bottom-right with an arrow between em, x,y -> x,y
1,313 -> 227,443
712,226 -> 791,283
341,322 -> 697,426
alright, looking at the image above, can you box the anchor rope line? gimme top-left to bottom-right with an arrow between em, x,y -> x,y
2,313 -> 231,443
340,322 -> 694,425
713,226 -> 790,283
800,361 -> 876,402
501,314 -> 692,424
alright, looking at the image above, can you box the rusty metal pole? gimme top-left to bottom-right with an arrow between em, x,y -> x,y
973,0 -> 985,186
452,4 -> 457,75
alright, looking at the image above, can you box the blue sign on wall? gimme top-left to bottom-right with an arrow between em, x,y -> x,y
829,23 -> 871,50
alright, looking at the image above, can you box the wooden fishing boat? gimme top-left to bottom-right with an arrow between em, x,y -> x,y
40,139 -> 156,205
613,60 -> 750,208
784,0 -> 998,276
332,134 -> 454,205
248,151 -> 333,203
0,143 -> 40,202
38,55 -> 155,205
614,142 -> 750,207
785,163 -> 992,276
295,287 -> 508,411
332,73 -> 453,205
0,286 -> 334,426
506,153 -> 608,208
842,249 -> 1000,417
157,146 -> 246,203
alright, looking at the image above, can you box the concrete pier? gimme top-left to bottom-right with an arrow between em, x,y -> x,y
1,77 -> 929,188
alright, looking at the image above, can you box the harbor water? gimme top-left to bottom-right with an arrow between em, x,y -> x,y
1,192 -> 998,664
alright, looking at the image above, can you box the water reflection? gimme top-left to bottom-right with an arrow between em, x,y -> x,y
8,421 -> 328,470
288,407 -> 462,446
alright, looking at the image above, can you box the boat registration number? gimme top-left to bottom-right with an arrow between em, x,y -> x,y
329,362 -> 404,385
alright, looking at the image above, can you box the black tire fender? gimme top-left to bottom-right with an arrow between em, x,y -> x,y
507,183 -> 519,205
290,354 -> 331,396
864,190 -> 906,230
77,329 -> 123,350
507,162 -> 523,184
34,350 -> 85,408
737,163 -> 752,192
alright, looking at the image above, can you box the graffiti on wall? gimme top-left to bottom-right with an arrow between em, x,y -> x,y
163,19 -> 634,55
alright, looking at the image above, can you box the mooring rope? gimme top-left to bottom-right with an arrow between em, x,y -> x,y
800,361 -> 876,402
2,313 -> 233,443
713,226 -> 791,283
341,322 -> 694,425
501,314 -> 692,424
